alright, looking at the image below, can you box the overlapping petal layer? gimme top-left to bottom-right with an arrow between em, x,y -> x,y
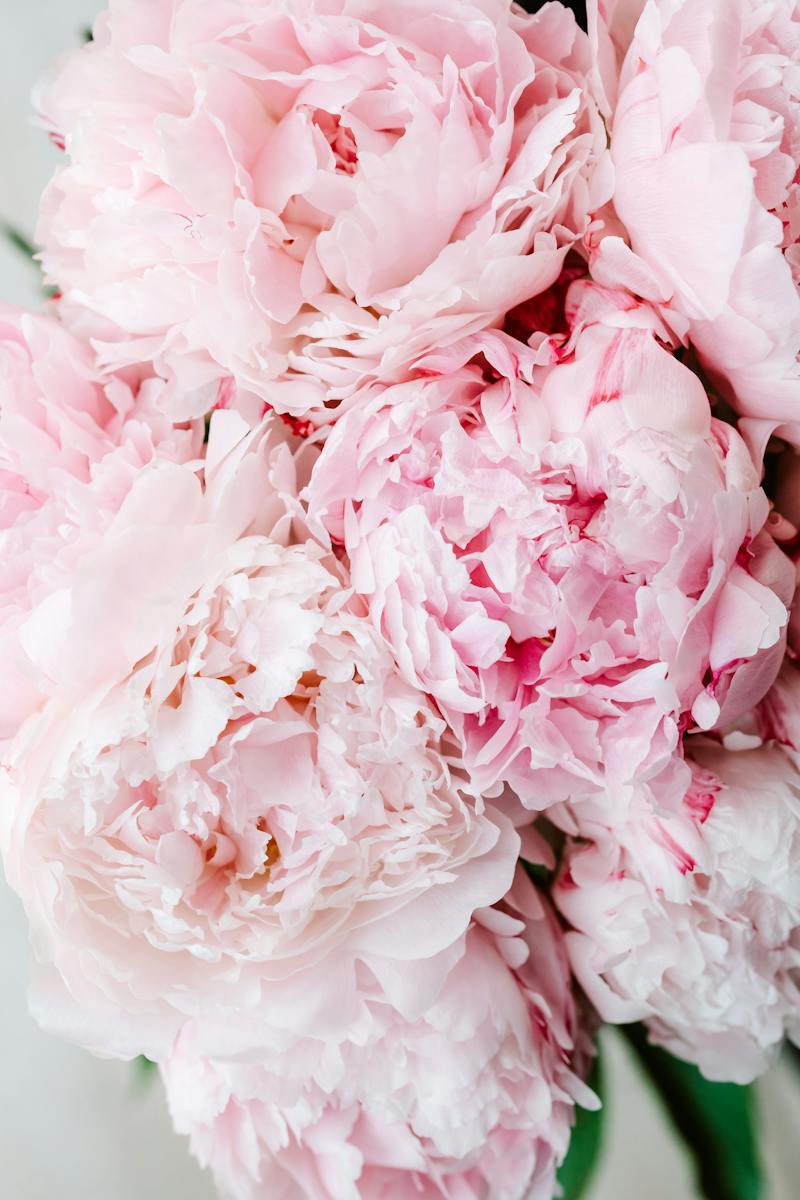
556,740 -> 800,1083
163,871 -> 592,1200
37,0 -> 609,419
307,282 -> 792,810
591,0 -> 800,452
1,361 -> 515,1058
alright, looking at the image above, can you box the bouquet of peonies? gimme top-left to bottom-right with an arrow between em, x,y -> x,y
1,0 -> 799,1196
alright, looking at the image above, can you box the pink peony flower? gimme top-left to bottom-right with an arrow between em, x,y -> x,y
0,304 -> 199,745
36,0 -> 608,418
590,0 -> 800,454
755,657 -> 800,749
0,405 -> 515,1060
163,869 -> 594,1200
555,740 -> 800,1083
306,281 -> 792,809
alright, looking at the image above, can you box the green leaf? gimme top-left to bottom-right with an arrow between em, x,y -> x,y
557,1050 -> 605,1200
621,1024 -> 763,1200
521,818 -> 567,888
785,1039 -> 800,1074
522,858 -> 551,887
131,1055 -> 158,1092
1,223 -> 37,263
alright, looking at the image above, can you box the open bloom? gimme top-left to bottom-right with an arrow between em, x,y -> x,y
0,405 -> 515,1060
555,740 -> 800,1083
590,0 -> 800,453
163,870 -> 593,1200
36,0 -> 608,418
307,281 -> 792,810
0,304 -> 198,745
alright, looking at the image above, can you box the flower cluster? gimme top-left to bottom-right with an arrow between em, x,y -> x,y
1,1 -> 799,1198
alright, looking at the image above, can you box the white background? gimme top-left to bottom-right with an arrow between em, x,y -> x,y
0,4 -> 798,1198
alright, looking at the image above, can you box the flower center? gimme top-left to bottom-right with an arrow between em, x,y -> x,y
312,109 -> 358,176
